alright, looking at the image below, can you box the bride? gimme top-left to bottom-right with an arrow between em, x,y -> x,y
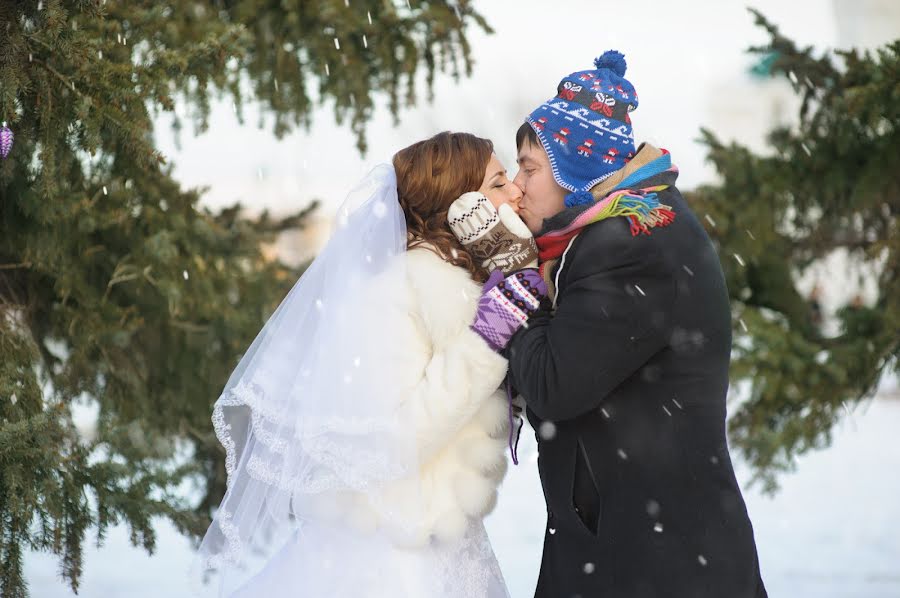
193,132 -> 548,597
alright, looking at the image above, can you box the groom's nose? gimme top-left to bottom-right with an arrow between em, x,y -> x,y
512,170 -> 526,194
509,181 -> 524,206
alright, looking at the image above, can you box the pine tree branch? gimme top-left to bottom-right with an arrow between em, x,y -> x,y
1,2 -> 491,594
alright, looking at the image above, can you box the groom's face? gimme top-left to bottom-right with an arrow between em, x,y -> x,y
513,138 -> 567,234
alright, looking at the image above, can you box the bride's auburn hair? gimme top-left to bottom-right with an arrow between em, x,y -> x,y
393,131 -> 492,283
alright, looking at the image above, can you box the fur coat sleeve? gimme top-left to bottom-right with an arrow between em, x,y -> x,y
313,246 -> 511,547
403,247 -> 510,462
395,247 -> 511,544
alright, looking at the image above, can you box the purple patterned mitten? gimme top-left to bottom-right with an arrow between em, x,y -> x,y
471,269 -> 549,352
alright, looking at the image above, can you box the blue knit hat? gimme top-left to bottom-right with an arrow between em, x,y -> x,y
526,50 -> 639,208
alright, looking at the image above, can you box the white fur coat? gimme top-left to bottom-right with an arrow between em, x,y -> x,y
310,246 -> 511,547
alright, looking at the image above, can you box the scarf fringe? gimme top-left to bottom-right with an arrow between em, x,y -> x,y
558,189 -> 676,239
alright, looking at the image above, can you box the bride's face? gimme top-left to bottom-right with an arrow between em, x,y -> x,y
478,154 -> 523,214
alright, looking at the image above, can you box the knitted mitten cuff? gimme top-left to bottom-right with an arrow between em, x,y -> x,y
471,269 -> 548,352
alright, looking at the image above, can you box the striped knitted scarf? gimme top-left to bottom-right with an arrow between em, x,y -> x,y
536,149 -> 678,294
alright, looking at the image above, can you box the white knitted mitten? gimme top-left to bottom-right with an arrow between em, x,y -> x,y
447,192 -> 538,275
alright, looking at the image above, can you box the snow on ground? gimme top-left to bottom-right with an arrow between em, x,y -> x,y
24,390 -> 900,598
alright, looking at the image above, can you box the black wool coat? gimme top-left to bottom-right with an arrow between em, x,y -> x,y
506,187 -> 767,598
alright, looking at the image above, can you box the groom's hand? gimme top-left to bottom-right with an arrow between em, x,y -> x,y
448,192 -> 538,276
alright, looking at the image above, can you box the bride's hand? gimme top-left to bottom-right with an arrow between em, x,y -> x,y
448,192 -> 539,276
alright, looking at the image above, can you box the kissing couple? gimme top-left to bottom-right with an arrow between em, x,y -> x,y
194,51 -> 767,598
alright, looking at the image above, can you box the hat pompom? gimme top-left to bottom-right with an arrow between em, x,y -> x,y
594,50 -> 627,76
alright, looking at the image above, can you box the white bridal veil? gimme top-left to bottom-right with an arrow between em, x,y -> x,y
192,164 -> 426,594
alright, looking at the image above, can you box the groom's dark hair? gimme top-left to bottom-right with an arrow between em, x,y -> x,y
515,122 -> 538,151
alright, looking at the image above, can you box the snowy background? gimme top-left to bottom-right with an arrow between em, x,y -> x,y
24,0 -> 900,596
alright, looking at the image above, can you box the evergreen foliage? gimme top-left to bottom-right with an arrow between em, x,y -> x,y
0,1 -> 488,595
688,10 -> 899,492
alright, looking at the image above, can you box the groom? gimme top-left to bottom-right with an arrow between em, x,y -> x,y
503,51 -> 767,597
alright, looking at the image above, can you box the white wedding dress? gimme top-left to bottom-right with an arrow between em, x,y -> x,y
192,165 -> 512,598
230,520 -> 508,598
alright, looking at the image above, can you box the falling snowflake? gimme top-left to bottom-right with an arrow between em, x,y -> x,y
182,270 -> 189,280
682,265 -> 694,276
373,201 -> 387,218
538,421 -> 557,440
653,522 -> 664,533
698,554 -> 708,566
617,448 -> 628,460
583,562 -> 595,574
548,527 -> 556,535
646,500 -> 660,517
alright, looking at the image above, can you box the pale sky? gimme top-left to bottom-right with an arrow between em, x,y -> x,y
153,0 -> 897,224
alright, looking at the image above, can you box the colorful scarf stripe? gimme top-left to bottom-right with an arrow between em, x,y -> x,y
536,153 -> 678,264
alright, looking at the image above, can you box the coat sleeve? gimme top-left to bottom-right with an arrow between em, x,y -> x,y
505,219 -> 676,422
403,250 -> 509,463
